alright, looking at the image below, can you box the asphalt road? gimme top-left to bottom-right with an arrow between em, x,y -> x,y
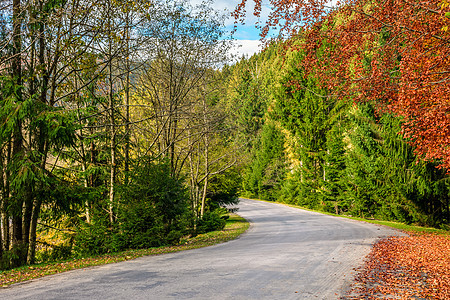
0,198 -> 402,300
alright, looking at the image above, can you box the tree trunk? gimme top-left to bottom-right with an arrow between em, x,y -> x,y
83,161 -> 91,224
108,11 -> 116,224
26,198 -> 42,264
1,204 -> 9,255
200,175 -> 208,218
12,0 -> 22,97
124,8 -> 130,186
109,130 -> 116,224
21,190 -> 33,258
0,149 -> 4,260
0,140 -> 11,254
200,99 -> 210,218
10,0 -> 24,264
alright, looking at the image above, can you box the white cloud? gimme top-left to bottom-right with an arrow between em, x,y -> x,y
187,1 -> 268,60
190,0 -> 271,27
229,40 -> 263,59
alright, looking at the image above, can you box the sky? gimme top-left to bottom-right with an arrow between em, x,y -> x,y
190,0 -> 272,58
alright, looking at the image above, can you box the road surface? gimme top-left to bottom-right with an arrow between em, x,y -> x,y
0,198 -> 402,299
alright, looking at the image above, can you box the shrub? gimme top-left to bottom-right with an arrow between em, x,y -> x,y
115,159 -> 190,249
196,209 -> 227,234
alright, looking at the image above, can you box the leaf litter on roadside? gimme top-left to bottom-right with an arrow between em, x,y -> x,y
343,232 -> 450,299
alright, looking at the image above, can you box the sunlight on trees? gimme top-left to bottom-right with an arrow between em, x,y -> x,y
0,0 -> 239,269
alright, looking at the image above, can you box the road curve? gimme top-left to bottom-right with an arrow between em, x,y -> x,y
1,198 -> 402,300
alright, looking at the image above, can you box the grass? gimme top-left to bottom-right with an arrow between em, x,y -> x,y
0,213 -> 249,287
340,217 -> 448,234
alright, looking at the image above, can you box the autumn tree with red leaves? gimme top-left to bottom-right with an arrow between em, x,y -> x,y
236,0 -> 450,170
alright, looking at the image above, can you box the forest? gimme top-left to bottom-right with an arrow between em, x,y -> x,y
0,0 -> 243,269
1,0 -> 449,270
232,0 -> 450,225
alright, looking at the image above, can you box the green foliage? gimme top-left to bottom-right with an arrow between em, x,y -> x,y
73,213 -> 113,256
243,122 -> 286,200
120,159 -> 188,224
72,159 -> 190,256
322,117 -> 348,213
0,0 -> 242,271
228,58 -> 269,139
118,159 -> 189,245
270,48 -> 346,211
196,209 -> 227,234
117,159 -> 190,248
224,38 -> 449,227
207,168 -> 241,207
36,244 -> 72,263
342,103 -> 449,225
1,244 -> 29,270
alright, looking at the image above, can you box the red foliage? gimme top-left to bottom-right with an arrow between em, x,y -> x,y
338,0 -> 450,170
343,233 -> 450,299
236,0 -> 450,170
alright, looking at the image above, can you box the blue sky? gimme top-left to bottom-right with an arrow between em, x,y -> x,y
191,0 -> 271,58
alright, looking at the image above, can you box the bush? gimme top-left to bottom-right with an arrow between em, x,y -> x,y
73,217 -> 113,256
72,159 -> 191,255
196,209 -> 227,234
36,244 -> 72,263
115,159 -> 190,249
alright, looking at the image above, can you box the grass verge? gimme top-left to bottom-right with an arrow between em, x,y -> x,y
242,197 -> 449,234
0,213 -> 249,287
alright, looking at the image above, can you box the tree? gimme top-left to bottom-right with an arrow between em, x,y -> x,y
0,0 -> 144,267
221,27 -> 449,225
243,122 -> 286,200
1,0 -> 84,267
344,103 -> 449,224
129,1 -> 237,222
236,0 -> 450,171
0,0 -> 240,269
